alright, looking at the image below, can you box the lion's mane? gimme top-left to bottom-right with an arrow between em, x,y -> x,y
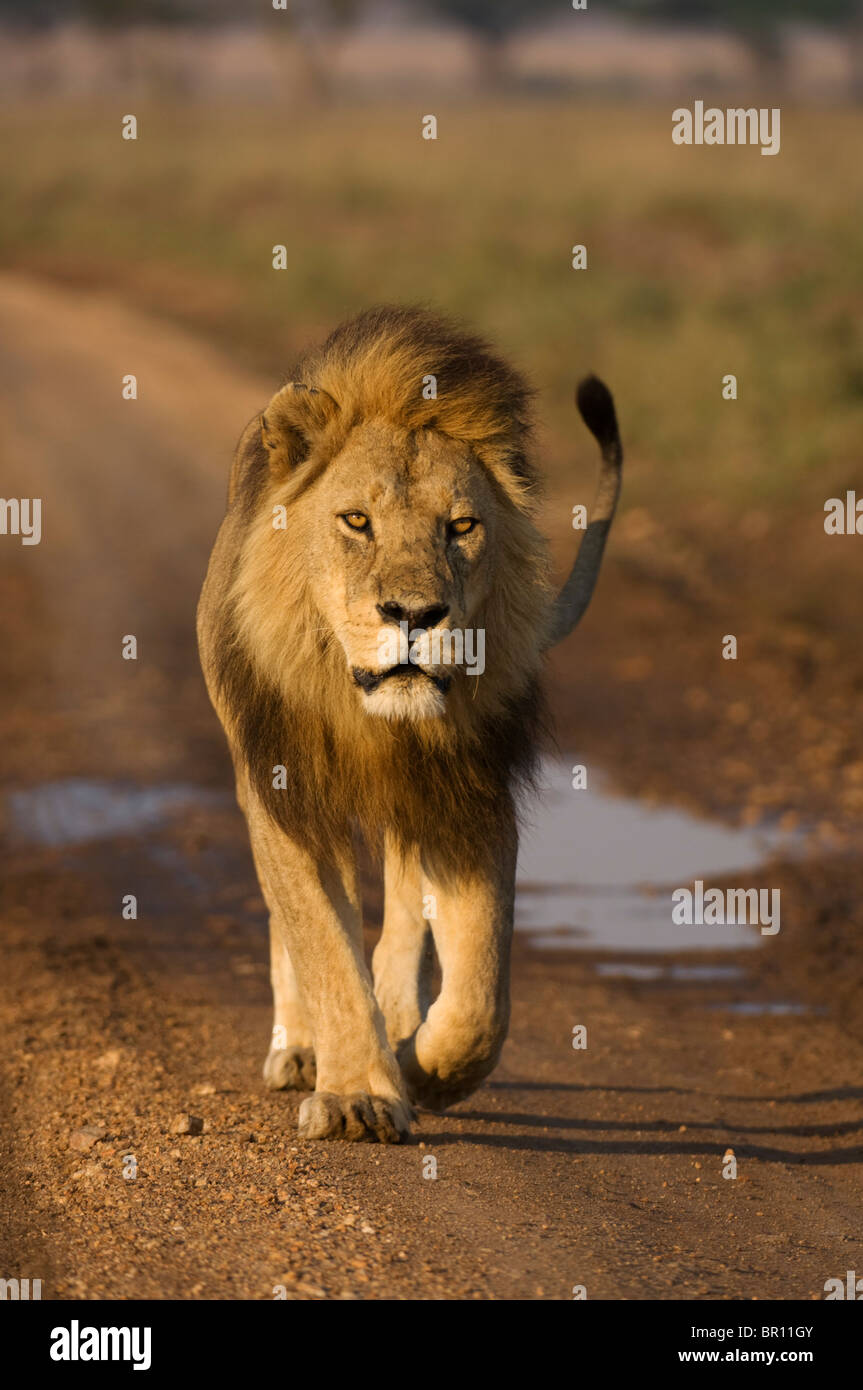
213,307 -> 553,873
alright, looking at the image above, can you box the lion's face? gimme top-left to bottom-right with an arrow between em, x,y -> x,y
303,420 -> 498,720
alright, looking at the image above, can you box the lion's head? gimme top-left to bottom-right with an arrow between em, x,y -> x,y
230,307 -> 552,731
271,412 -> 546,722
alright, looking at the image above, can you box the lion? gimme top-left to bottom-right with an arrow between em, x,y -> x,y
197,306 -> 622,1143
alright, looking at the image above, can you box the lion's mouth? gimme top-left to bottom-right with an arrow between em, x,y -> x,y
351,665 -> 452,696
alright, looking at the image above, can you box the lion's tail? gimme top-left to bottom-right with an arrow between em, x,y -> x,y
546,375 -> 622,647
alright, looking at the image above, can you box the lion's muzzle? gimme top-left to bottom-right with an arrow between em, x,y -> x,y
351,664 -> 452,697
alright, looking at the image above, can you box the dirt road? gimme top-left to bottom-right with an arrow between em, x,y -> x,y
1,275 -> 862,1301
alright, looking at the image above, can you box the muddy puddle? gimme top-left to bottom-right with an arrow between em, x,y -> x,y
514,757 -> 813,1015
516,757 -> 800,953
4,778 -> 229,849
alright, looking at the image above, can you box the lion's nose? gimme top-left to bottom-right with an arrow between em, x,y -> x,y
377,600 -> 449,631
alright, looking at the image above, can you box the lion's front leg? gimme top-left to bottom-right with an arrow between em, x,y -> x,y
246,793 -> 412,1143
262,921 -> 317,1092
250,836 -> 316,1091
372,838 -> 435,1050
398,817 -> 517,1111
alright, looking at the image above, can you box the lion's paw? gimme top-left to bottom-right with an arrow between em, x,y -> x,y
263,1044 -> 317,1092
297,1091 -> 412,1144
397,1036 -> 488,1112
403,1072 -> 476,1113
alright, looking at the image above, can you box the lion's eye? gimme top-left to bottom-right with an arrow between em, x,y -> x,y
449,517 -> 477,536
341,512 -> 369,531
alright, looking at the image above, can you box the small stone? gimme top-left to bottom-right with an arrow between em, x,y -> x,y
95,1048 -> 122,1069
76,1160 -> 105,1182
69,1125 -> 107,1152
171,1113 -> 204,1136
193,1083 -> 216,1096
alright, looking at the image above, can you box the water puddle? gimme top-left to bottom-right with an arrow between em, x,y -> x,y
516,757 -> 800,954
5,779 -> 229,849
595,963 -> 747,983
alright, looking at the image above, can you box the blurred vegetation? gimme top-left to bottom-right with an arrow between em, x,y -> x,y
4,3 -> 861,100
616,1 -> 863,90
4,0 -> 862,41
618,0 -> 861,30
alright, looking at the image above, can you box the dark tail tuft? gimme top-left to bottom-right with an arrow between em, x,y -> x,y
576,374 -> 619,451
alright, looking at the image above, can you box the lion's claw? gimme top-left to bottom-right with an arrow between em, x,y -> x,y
297,1091 -> 412,1143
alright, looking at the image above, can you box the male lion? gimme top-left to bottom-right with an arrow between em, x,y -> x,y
197,307 -> 621,1143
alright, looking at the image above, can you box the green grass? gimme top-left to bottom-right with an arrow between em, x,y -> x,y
1,99 -> 862,522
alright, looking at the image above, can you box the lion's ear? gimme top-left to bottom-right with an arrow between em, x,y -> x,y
260,382 -> 339,474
